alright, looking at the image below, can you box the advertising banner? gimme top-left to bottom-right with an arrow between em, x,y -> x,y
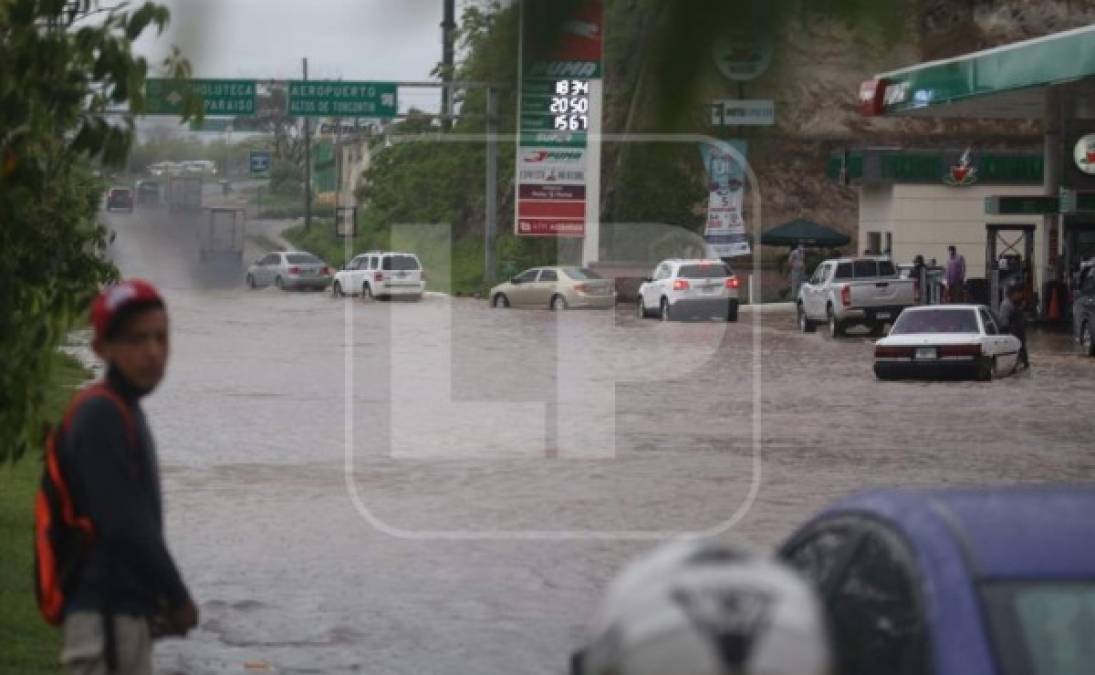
699,140 -> 751,258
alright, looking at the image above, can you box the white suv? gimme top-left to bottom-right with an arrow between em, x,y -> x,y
332,251 -> 425,300
637,258 -> 740,321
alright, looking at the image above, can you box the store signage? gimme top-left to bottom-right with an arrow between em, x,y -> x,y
710,99 -> 775,126
1073,134 -> 1095,175
711,35 -> 772,82
943,148 -> 979,187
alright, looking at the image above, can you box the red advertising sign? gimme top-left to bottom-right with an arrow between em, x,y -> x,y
518,200 -> 586,219
516,219 -> 586,237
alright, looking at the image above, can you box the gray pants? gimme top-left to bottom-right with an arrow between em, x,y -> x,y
62,612 -> 153,675
790,268 -> 804,301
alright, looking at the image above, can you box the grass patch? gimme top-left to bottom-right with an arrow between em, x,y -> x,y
251,190 -> 334,220
0,351 -> 93,675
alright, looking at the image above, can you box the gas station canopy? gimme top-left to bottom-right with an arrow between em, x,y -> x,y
859,24 -> 1095,119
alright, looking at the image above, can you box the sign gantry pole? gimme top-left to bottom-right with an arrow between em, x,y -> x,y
303,57 -> 312,231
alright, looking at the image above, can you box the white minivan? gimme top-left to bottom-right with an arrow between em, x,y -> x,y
332,251 -> 425,300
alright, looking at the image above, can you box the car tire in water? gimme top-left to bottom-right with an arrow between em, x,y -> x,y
660,298 -> 672,322
798,304 -> 816,333
977,356 -> 995,382
827,306 -> 845,338
492,293 -> 509,308
551,295 -> 568,311
246,274 -> 256,290
1082,322 -> 1095,357
726,301 -> 739,323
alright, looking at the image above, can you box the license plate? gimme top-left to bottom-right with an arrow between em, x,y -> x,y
915,347 -> 937,360
876,312 -> 891,320
396,272 -> 407,278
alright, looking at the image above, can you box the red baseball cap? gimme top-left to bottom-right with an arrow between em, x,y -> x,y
90,279 -> 165,341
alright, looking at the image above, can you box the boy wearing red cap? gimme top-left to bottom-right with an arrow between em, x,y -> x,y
59,279 -> 197,675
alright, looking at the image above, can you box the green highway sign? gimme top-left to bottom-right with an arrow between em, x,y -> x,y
145,79 -> 256,116
288,81 -> 397,117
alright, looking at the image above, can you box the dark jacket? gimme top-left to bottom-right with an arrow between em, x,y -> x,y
998,297 -> 1027,339
60,367 -> 190,616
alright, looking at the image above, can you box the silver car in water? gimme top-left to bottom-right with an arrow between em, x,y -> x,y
246,251 -> 333,291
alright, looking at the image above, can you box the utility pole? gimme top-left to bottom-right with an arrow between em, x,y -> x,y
441,0 -> 456,131
485,86 -> 498,282
303,57 -> 312,230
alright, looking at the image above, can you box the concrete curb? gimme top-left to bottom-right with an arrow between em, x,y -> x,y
741,302 -> 795,313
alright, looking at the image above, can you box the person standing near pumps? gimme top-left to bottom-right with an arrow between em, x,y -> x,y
945,245 -> 966,303
788,243 -> 806,303
997,282 -> 1030,369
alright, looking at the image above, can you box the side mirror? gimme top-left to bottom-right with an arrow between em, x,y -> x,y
511,276 -> 521,285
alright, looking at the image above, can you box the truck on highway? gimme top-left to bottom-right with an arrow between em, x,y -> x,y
199,207 -> 245,263
797,256 -> 917,337
166,175 -> 202,212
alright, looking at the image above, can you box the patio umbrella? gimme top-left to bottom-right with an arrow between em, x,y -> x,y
760,218 -> 851,247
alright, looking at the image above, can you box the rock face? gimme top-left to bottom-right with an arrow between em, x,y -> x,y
922,0 -> 1095,58
600,0 -> 1095,252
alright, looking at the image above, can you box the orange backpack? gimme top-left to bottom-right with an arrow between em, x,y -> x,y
34,382 -> 135,626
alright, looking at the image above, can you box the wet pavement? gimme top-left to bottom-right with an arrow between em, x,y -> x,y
96,202 -> 1095,674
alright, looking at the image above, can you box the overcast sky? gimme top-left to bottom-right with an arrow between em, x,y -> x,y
133,0 -> 457,113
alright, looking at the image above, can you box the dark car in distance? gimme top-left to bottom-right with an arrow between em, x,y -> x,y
105,186 -> 134,212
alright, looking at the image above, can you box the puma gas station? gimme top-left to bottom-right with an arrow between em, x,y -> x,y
840,23 -> 1095,320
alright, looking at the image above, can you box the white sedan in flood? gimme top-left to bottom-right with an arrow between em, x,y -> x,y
873,305 -> 1020,381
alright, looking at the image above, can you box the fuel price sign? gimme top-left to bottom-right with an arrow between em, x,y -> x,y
551,79 -> 590,131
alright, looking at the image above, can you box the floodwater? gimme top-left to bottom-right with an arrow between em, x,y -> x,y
95,202 -> 1095,675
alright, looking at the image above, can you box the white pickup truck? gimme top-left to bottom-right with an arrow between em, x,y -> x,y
797,257 -> 917,337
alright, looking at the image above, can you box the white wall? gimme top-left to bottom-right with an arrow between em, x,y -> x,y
858,183 -> 1045,289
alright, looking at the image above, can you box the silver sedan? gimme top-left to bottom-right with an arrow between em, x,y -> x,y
246,251 -> 333,291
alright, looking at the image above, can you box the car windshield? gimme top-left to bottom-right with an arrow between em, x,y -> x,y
382,255 -> 421,271
286,254 -> 321,264
890,309 -> 980,334
984,582 -> 1095,675
562,267 -> 603,280
679,263 -> 731,279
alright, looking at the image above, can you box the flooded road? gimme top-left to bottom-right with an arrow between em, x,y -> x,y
99,205 -> 1095,674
